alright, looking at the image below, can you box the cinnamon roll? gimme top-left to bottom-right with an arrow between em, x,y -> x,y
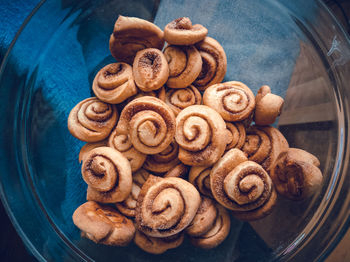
92,63 -> 137,104
164,45 -> 202,89
135,175 -> 201,237
116,96 -> 176,155
133,48 -> 169,92
211,150 -> 277,220
143,141 -> 180,174
116,169 -> 150,217
254,85 -> 284,126
189,166 -> 213,198
134,230 -> 184,254
193,37 -> 227,91
242,125 -> 289,172
175,105 -> 227,166
165,85 -> 202,116
82,147 -> 132,203
164,163 -> 189,179
72,201 -> 135,246
186,197 -> 217,237
67,97 -> 118,142
203,81 -> 255,122
190,205 -> 230,249
108,128 -> 146,172
164,17 -> 208,45
79,140 -> 107,163
109,16 -> 164,64
270,148 -> 323,201
225,122 -> 246,151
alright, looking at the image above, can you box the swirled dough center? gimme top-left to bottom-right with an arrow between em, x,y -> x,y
223,90 -> 248,113
183,116 -> 211,151
88,155 -> 117,192
146,188 -> 184,229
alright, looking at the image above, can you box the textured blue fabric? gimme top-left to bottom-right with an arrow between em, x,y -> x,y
0,0 -> 40,61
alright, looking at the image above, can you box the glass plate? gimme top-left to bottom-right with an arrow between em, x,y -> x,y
0,0 -> 349,261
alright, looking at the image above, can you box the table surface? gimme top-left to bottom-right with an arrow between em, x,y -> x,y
0,0 -> 349,261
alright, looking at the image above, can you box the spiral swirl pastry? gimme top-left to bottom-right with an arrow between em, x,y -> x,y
164,163 -> 189,179
186,197 -> 217,237
270,148 -> 323,201
164,45 -> 202,89
73,201 -> 135,246
254,85 -> 284,126
116,96 -> 176,155
242,126 -> 289,172
133,48 -> 169,92
143,141 -> 180,174
175,105 -> 227,166
210,149 -> 277,220
109,16 -> 164,64
164,17 -> 208,45
108,128 -> 146,172
135,175 -> 201,237
203,81 -> 255,122
67,97 -> 118,142
82,147 -> 132,203
165,85 -> 202,116
92,63 -> 137,104
225,122 -> 246,151
134,230 -> 184,254
189,166 -> 213,198
116,169 -> 150,217
193,37 -> 227,91
79,140 -> 107,163
190,205 -> 230,249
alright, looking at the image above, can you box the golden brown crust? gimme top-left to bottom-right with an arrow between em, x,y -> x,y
242,126 -> 289,172
143,141 -> 180,173
210,149 -> 247,207
231,188 -> 277,221
164,45 -> 202,88
270,148 -> 323,200
134,230 -> 184,254
193,37 -> 227,91
254,85 -> 284,126
92,63 -> 137,104
189,166 -> 213,198
175,105 -> 227,166
109,16 -> 164,64
72,201 -> 135,246
190,205 -> 230,249
79,140 -> 108,163
211,155 -> 276,220
135,175 -> 201,237
133,48 -> 169,92
164,17 -> 208,45
116,96 -> 176,155
165,85 -> 202,116
108,128 -> 146,172
82,147 -> 132,203
203,81 -> 255,122
186,197 -> 217,237
163,163 -> 189,179
67,97 -> 118,142
115,169 -> 150,217
225,122 -> 246,151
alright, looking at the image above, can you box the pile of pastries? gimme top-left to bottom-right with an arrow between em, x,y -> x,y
68,16 -> 323,254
